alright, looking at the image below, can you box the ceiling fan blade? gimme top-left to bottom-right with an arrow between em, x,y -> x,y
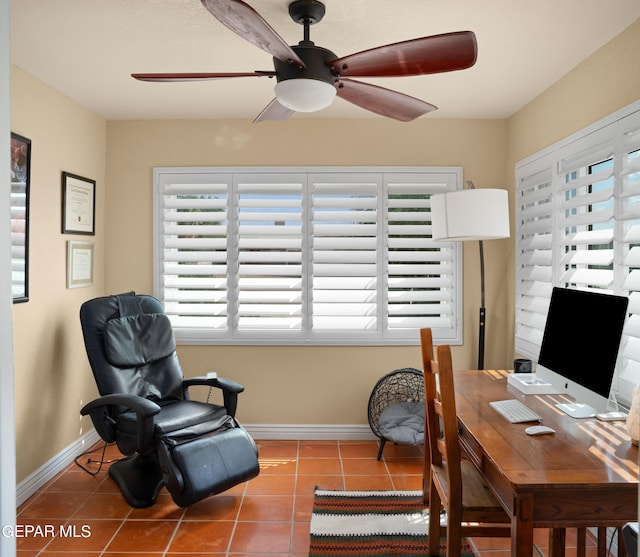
329,31 -> 477,78
253,98 -> 295,124
201,0 -> 305,67
131,71 -> 276,82
335,79 -> 437,121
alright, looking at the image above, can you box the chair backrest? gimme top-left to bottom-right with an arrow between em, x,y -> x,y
421,331 -> 462,504
80,292 -> 185,403
420,328 -> 435,489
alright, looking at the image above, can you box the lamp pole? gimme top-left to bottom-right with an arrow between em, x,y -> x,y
478,238 -> 486,370
466,181 -> 485,370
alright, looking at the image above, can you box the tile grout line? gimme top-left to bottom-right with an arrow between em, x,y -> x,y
290,439 -> 301,556
224,481 -> 247,557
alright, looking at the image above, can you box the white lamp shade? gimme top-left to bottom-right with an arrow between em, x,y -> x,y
274,79 -> 337,112
431,188 -> 510,241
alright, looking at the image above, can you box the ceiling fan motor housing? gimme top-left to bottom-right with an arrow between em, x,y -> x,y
273,44 -> 338,86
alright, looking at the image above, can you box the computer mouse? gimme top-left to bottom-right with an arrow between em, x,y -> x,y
525,425 -> 555,436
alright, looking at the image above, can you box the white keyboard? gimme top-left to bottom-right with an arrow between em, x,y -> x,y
490,399 -> 542,423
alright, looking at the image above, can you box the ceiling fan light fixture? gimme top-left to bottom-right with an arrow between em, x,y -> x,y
274,78 -> 336,112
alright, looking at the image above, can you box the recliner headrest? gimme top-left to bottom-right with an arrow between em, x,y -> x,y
104,312 -> 176,368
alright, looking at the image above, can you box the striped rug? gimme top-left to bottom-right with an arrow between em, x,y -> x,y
309,489 -> 475,557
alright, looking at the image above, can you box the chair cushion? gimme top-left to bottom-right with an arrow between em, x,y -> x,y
378,402 -> 425,445
117,400 -> 229,439
104,313 -> 176,367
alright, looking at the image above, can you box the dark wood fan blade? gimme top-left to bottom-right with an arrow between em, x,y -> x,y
329,31 -> 477,77
201,0 -> 305,67
253,98 -> 295,123
335,79 -> 437,121
131,71 -> 276,82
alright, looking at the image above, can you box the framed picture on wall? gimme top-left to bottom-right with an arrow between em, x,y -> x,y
10,132 -> 31,303
61,171 -> 95,235
66,241 -> 94,288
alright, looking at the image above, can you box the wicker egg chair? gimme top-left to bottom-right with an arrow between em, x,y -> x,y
367,367 -> 425,460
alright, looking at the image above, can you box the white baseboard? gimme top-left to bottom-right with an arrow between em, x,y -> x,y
16,425 -> 375,506
17,429 -> 101,507
244,424 -> 376,440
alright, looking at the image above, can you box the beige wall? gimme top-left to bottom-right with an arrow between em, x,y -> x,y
507,17 -> 640,165
11,67 -> 107,483
105,118 -> 509,425
10,16 -> 640,483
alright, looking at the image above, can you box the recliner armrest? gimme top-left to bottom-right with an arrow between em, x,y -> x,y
183,376 -> 245,393
182,376 -> 245,418
81,394 -> 161,451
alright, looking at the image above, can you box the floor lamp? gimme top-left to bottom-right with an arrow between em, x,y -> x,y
430,182 -> 510,370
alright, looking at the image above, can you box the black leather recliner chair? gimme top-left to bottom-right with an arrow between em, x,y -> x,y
79,292 -> 260,508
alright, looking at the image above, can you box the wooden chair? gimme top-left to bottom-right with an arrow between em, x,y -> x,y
420,329 -> 605,557
420,328 -> 511,557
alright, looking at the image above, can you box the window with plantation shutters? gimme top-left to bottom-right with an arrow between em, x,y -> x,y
386,173 -> 458,335
618,121 -> 640,403
11,181 -> 28,299
154,166 -> 462,345
557,133 -> 615,292
515,100 -> 640,406
310,174 -> 380,336
235,174 -> 304,337
515,158 -> 554,357
155,173 -> 230,341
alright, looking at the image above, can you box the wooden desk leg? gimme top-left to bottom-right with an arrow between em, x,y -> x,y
512,494 -> 536,557
576,527 -> 586,557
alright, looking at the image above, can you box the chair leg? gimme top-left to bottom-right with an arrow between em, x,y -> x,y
445,507 -> 463,557
428,481 -> 442,556
376,438 -> 387,461
108,454 -> 164,508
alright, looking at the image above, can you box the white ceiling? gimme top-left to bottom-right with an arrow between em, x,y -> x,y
9,0 -> 640,122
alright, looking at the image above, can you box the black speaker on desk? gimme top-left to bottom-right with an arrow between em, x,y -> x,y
623,522 -> 638,557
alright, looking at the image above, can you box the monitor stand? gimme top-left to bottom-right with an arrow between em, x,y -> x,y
556,402 -> 596,418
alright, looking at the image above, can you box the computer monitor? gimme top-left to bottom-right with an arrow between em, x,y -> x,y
536,287 -> 629,418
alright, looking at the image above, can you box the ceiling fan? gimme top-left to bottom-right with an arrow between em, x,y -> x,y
132,0 -> 477,123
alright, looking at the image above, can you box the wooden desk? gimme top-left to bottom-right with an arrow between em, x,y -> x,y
453,369 -> 638,557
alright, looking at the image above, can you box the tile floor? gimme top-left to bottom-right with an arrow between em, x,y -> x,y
16,439 -> 600,556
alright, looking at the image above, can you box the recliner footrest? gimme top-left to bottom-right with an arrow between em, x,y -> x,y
159,426 -> 260,507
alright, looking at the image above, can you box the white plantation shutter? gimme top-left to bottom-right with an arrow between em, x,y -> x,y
515,157 -> 554,356
235,174 -> 304,336
10,181 -> 27,298
310,174 -> 380,336
154,166 -> 462,345
155,173 -> 231,342
557,134 -> 615,290
385,173 -> 459,341
514,101 -> 640,404
617,121 -> 640,404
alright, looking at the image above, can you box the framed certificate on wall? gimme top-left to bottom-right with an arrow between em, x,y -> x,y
67,241 -> 94,288
62,171 -> 95,235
